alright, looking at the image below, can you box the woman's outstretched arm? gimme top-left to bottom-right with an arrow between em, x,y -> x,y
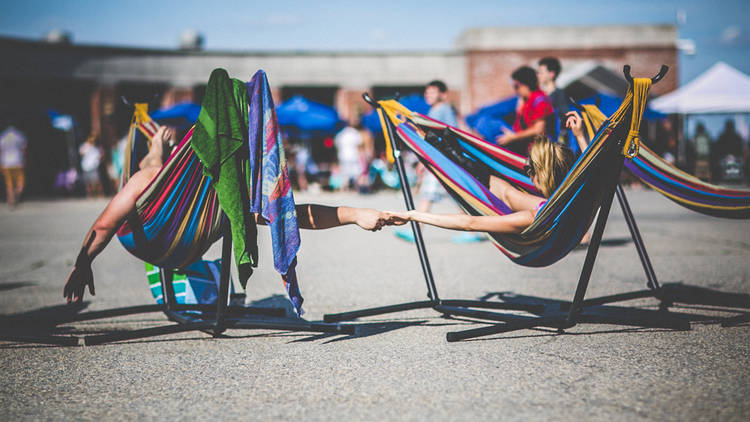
489,175 -> 545,212
385,209 -> 535,234
63,166 -> 160,303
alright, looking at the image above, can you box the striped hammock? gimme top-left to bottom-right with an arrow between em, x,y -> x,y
377,78 -> 652,267
116,107 -> 224,269
577,104 -> 750,219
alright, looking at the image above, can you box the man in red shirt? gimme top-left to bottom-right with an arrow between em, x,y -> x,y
496,66 -> 555,155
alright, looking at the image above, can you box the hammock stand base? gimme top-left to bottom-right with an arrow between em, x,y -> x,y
10,224 -> 354,347
80,224 -> 354,346
444,162 -> 690,341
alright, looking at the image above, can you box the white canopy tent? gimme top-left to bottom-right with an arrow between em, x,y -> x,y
651,62 -> 750,114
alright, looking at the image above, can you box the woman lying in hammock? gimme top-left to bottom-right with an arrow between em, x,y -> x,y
385,118 -> 584,233
63,126 -> 390,304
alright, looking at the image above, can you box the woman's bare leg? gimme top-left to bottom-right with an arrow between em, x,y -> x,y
255,204 -> 387,231
295,204 -> 386,231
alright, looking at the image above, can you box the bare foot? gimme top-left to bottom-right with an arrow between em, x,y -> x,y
139,127 -> 174,169
579,231 -> 592,246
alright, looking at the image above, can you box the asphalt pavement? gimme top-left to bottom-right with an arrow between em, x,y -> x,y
1,188 -> 749,421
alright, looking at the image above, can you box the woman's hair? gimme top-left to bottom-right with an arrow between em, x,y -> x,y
528,136 -> 575,198
511,66 -> 539,91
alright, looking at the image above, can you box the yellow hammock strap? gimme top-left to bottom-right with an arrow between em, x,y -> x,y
376,109 -> 395,164
581,104 -> 607,139
121,103 -> 152,186
133,103 -> 151,125
377,99 -> 415,163
621,78 -> 652,158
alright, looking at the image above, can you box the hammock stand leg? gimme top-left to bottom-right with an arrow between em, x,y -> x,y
81,224 -> 354,346
555,184 -> 668,312
445,159 -> 690,342
323,100 -> 544,324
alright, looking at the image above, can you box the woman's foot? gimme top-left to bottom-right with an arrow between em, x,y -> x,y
139,127 -> 173,169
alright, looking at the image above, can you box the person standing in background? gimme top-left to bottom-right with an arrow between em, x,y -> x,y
538,57 -> 570,146
496,66 -> 555,155
0,123 -> 28,207
692,123 -> 711,180
335,118 -> 364,191
396,80 -> 484,243
79,134 -> 103,198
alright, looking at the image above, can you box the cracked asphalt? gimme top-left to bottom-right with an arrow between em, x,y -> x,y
1,188 -> 749,421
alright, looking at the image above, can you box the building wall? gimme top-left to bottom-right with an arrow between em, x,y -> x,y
0,24 -> 678,145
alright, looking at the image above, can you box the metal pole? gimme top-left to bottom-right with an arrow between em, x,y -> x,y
215,222 -> 232,335
615,184 -> 660,290
160,268 -> 176,311
566,156 -> 624,324
379,106 -> 440,302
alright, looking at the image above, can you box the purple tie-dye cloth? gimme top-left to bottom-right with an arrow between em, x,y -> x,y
246,70 -> 303,315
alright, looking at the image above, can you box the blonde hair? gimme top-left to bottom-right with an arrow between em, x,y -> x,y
528,136 -> 575,198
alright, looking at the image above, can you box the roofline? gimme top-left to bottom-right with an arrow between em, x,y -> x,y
0,35 -> 462,57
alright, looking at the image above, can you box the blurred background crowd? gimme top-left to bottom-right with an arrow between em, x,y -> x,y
1,1 -> 749,206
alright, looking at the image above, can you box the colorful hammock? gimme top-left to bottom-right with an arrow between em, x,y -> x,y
114,70 -> 304,314
576,104 -> 750,219
116,115 -> 225,270
377,78 -> 653,267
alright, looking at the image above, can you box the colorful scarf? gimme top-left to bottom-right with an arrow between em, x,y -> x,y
246,70 -> 303,315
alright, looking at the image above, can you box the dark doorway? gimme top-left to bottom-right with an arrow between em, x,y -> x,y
371,85 -> 425,101
280,86 -> 338,107
0,77 -> 95,197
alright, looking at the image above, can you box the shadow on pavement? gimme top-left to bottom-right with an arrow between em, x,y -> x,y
448,282 -> 750,341
0,294 -> 375,348
0,281 -> 38,291
572,236 -> 632,251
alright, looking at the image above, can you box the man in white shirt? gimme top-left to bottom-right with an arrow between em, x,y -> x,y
335,122 -> 364,191
0,125 -> 28,206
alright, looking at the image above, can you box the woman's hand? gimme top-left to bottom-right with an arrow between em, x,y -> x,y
495,128 -> 515,146
565,111 -> 585,140
353,208 -> 388,232
383,211 -> 411,226
63,262 -> 95,304
63,232 -> 96,303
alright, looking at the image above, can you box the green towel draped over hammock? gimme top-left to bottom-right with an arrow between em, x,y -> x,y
191,68 -> 258,286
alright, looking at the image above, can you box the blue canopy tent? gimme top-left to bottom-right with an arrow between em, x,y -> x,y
276,96 -> 342,139
150,102 -> 201,128
464,97 -> 517,142
362,94 -> 430,134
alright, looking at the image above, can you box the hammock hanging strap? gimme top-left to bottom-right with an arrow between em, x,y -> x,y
620,78 -> 652,158
377,100 -> 415,164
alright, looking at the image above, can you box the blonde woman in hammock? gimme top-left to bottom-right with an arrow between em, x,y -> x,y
385,129 -> 581,234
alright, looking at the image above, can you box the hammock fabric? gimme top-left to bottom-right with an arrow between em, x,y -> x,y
377,78 -> 652,267
116,124 -> 225,270
577,104 -> 750,219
